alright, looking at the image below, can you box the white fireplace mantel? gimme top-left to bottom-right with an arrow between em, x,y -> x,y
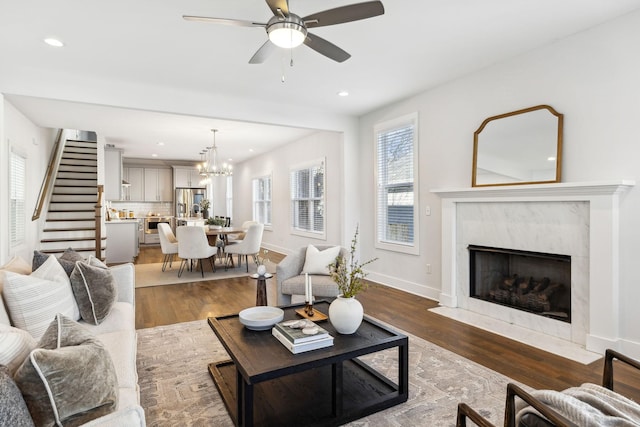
432,180 -> 635,199
432,180 -> 635,356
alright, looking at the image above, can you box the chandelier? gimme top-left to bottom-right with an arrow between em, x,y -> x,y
198,129 -> 232,177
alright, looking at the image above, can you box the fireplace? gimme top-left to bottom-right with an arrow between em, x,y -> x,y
468,245 -> 571,323
432,181 -> 634,358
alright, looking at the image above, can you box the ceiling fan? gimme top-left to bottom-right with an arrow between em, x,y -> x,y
183,0 -> 384,64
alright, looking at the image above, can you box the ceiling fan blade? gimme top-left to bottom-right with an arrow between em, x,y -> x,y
265,0 -> 289,16
303,1 -> 384,28
304,33 -> 351,63
183,15 -> 266,27
249,40 -> 277,64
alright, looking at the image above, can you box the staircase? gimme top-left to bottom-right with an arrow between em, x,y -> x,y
38,134 -> 106,258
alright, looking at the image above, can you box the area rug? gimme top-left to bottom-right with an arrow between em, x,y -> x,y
137,319 -> 524,426
135,260 -> 277,288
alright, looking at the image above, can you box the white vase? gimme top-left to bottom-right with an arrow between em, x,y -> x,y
328,295 -> 364,334
257,264 -> 267,276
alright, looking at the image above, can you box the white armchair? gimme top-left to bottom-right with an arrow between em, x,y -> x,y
224,223 -> 264,272
176,226 -> 217,277
276,245 -> 348,306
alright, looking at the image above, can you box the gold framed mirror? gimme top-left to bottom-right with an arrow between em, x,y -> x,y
472,105 -> 563,187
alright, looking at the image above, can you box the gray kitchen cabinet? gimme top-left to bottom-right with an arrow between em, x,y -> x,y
124,167 -> 144,201
173,166 -> 205,188
104,147 -> 123,201
144,168 -> 172,201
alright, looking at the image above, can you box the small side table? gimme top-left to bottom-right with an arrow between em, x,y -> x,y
250,273 -> 273,306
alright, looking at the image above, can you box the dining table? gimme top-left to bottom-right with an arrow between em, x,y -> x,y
204,226 -> 246,266
204,226 -> 245,242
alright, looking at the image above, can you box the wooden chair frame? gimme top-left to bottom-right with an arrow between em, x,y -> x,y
456,349 -> 640,427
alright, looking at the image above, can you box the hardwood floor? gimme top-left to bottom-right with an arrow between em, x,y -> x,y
134,245 -> 640,402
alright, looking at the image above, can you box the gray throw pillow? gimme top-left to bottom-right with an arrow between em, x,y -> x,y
0,365 -> 35,427
59,248 -> 86,276
31,250 -> 49,272
32,248 -> 84,277
14,314 -> 118,426
70,262 -> 117,325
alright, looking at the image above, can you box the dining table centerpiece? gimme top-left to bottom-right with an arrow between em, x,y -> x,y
206,217 -> 225,229
328,225 -> 378,334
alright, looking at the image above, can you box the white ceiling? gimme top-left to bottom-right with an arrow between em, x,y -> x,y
2,0 -> 640,163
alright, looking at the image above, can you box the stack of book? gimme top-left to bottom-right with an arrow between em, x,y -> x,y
272,321 -> 334,354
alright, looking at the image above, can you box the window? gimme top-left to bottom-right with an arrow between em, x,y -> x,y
375,113 -> 419,253
290,159 -> 325,237
226,176 -> 233,219
10,150 -> 27,246
252,175 -> 271,225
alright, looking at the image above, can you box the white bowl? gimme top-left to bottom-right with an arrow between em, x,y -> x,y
239,306 -> 284,331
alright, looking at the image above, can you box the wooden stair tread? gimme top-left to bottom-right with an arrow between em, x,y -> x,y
38,246 -> 106,254
52,192 -> 97,195
43,227 -> 96,232
49,201 -> 96,203
40,237 -> 107,243
47,218 -> 96,222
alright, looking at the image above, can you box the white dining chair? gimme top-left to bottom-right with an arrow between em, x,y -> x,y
226,220 -> 257,245
176,226 -> 218,277
224,223 -> 264,272
158,223 -> 178,272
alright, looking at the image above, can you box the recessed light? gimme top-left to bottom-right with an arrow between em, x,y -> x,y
547,156 -> 556,161
157,142 -> 165,146
151,153 -> 158,158
337,90 -> 349,97
44,38 -> 64,47
249,148 -> 254,152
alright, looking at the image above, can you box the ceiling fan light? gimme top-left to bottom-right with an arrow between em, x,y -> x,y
268,21 -> 307,48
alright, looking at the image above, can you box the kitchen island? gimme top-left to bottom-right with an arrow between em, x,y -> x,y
105,220 -> 139,264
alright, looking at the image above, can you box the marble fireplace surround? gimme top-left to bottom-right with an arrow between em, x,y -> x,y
432,181 -> 634,363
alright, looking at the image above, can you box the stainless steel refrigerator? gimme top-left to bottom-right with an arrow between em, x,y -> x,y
175,188 -> 207,218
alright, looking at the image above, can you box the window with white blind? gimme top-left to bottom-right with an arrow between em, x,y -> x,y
374,113 -> 419,254
226,176 -> 233,219
252,175 -> 272,225
10,150 -> 27,246
290,159 -> 325,238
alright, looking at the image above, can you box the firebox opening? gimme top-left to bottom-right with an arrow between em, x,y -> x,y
468,245 -> 571,323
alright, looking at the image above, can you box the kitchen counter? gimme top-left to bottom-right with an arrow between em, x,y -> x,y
176,217 -> 206,227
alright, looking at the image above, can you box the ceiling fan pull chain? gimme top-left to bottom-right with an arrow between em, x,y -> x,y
281,55 -> 286,82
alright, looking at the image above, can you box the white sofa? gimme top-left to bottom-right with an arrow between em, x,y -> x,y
0,262 -> 145,426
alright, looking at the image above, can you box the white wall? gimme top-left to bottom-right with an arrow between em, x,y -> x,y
358,9 -> 640,353
1,99 -> 54,263
232,131 -> 343,255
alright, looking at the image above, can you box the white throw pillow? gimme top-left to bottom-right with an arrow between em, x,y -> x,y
0,324 -> 37,375
301,245 -> 341,275
0,255 -> 32,326
3,255 -> 81,339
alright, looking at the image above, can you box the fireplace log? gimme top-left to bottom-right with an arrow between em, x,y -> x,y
532,277 -> 550,293
500,274 -> 518,290
518,277 -> 533,294
539,282 -> 563,301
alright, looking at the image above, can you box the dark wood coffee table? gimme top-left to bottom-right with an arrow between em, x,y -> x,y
207,300 -> 409,427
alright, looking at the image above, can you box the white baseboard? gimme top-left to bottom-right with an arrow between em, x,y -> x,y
366,271 -> 440,301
